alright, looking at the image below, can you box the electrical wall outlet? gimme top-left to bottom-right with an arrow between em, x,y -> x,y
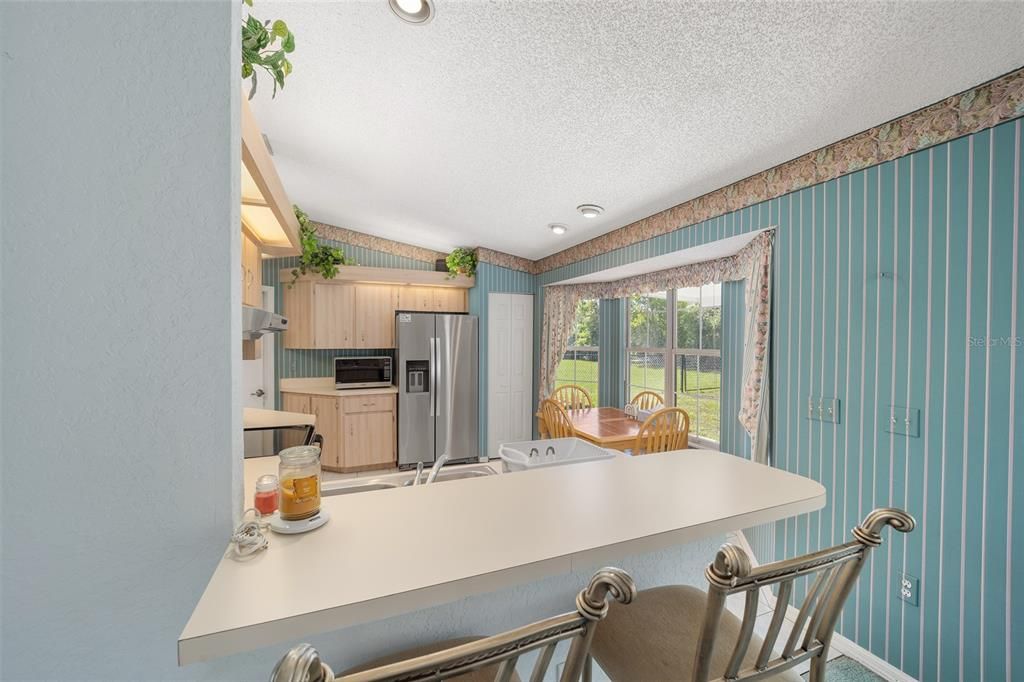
806,397 -> 841,424
884,405 -> 920,437
898,572 -> 919,606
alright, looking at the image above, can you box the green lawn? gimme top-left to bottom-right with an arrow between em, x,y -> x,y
555,358 -> 722,441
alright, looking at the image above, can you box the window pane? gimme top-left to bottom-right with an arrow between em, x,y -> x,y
695,354 -> 721,441
628,292 -> 668,348
628,351 -> 665,400
676,287 -> 700,349
570,299 -> 599,347
557,299 -> 600,399
674,352 -> 720,443
556,348 -> 598,399
700,283 -> 722,351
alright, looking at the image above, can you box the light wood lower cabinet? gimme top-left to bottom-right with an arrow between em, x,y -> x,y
279,393 -> 311,450
310,395 -> 343,470
280,391 -> 396,472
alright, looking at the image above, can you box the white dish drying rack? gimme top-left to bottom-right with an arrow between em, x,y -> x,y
498,437 -> 617,472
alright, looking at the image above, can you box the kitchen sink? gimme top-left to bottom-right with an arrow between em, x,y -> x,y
320,464 -> 498,497
400,465 -> 497,486
322,482 -> 400,496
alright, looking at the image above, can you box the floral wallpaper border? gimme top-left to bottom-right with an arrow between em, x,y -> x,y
312,221 -> 447,265
310,68 -> 1024,277
474,247 -> 535,274
533,66 -> 1024,274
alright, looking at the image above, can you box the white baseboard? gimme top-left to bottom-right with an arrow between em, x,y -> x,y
733,530 -> 918,682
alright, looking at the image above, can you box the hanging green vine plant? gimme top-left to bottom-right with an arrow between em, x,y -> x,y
241,0 -> 296,100
289,206 -> 355,287
445,247 -> 477,279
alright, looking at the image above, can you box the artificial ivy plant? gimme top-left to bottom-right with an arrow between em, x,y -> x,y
241,0 -> 295,100
289,206 -> 355,287
445,247 -> 478,279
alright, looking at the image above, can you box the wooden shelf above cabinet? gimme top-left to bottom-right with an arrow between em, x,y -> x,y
279,266 -> 475,289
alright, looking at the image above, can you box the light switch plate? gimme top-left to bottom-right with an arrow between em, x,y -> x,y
807,397 -> 841,424
885,406 -> 920,437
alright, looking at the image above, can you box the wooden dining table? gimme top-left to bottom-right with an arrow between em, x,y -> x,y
538,406 -> 642,452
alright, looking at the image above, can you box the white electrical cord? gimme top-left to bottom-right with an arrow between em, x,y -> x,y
230,508 -> 269,558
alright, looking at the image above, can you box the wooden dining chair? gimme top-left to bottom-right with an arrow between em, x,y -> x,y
632,407 -> 690,455
589,508 -> 915,682
550,384 -> 594,411
270,568 -> 637,682
539,398 -> 577,439
629,390 -> 664,411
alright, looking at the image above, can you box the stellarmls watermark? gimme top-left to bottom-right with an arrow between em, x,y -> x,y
968,336 -> 1023,348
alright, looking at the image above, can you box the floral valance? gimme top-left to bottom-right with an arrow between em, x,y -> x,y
540,229 -> 775,462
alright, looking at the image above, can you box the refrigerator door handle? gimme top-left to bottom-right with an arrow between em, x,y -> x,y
429,336 -> 437,417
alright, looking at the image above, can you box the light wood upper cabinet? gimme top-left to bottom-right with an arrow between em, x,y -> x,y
432,287 -> 468,313
397,287 -> 434,312
355,285 -> 398,348
241,233 -> 262,308
281,267 -> 473,350
313,283 -> 355,349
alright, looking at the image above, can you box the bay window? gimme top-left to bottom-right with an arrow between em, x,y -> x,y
626,284 -> 722,445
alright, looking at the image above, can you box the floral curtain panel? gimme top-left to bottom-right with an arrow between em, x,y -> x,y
540,229 -> 775,463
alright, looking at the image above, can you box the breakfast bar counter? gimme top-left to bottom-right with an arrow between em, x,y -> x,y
179,450 -> 824,666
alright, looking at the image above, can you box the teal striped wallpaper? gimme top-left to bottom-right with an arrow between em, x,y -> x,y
718,281 -> 751,460
468,262 -> 536,456
597,299 -> 625,407
534,117 -> 1024,681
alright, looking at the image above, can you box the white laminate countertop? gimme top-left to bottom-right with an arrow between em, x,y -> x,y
180,451 -> 824,664
279,377 -> 398,397
243,407 -> 316,430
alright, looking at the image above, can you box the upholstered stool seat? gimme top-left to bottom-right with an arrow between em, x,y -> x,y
591,585 -> 801,682
342,637 -> 521,682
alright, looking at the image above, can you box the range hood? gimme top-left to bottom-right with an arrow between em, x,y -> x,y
242,306 -> 288,340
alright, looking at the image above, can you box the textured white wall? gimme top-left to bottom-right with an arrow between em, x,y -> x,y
0,1 -> 242,678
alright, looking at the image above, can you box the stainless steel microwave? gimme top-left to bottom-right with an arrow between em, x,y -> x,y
334,356 -> 393,389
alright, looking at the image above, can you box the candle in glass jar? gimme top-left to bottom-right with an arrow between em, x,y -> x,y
254,474 -> 279,516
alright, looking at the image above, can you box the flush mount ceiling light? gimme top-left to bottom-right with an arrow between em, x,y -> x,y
577,204 -> 604,218
389,0 -> 434,24
549,223 -> 568,235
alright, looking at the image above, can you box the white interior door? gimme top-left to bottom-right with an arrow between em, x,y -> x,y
487,293 -> 533,457
242,286 -> 276,457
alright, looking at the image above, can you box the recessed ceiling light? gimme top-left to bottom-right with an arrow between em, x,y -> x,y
549,223 -> 568,235
577,204 -> 604,218
389,0 -> 434,24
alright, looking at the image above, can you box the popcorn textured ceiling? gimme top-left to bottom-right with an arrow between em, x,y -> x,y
251,0 -> 1024,260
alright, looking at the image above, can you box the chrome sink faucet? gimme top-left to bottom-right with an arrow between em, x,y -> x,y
425,453 -> 451,485
412,461 -> 424,486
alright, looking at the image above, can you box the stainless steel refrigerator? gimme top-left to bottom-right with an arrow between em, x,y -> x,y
397,312 -> 479,468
